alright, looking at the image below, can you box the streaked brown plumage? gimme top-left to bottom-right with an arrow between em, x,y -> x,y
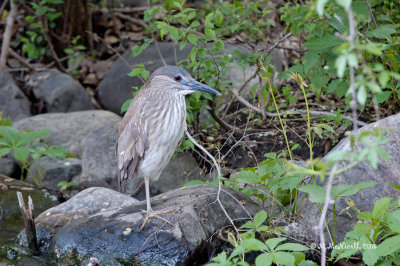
117,65 -> 220,230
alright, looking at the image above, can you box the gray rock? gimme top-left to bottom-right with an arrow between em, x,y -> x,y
13,111 -> 121,158
78,122 -> 120,189
301,112 -> 400,243
29,70 -> 93,113
97,42 -> 194,114
22,185 -> 259,265
0,157 -> 16,177
28,157 -> 82,190
130,152 -> 207,200
0,70 -> 31,122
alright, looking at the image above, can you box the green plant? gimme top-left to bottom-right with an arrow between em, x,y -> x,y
207,211 -> 312,266
21,0 -> 63,59
332,197 -> 400,265
0,117 -> 68,187
64,35 -> 86,74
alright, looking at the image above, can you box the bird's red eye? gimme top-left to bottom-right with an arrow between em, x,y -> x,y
174,75 -> 182,82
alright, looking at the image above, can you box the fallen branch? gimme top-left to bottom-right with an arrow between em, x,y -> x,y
16,191 -> 39,255
0,0 -> 16,68
8,48 -> 35,72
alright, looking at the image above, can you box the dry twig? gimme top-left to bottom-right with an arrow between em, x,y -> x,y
0,0 -> 16,68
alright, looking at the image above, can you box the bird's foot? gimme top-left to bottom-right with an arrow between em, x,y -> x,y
140,209 -> 173,231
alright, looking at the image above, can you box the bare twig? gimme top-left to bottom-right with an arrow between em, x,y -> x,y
365,0 -> 377,28
0,0 -> 9,19
185,129 -> 239,234
42,16 -> 67,72
8,48 -> 35,71
319,6 -> 359,266
115,12 -> 147,28
0,0 -> 16,68
16,192 -> 39,255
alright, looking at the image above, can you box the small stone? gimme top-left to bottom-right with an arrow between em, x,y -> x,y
123,227 -> 132,235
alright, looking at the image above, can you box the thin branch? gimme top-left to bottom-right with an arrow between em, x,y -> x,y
8,48 -> 35,72
365,0 -> 377,28
42,16 -> 66,72
185,129 -> 239,234
0,0 -> 16,68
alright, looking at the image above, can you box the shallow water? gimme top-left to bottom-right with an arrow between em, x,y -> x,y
0,177 -> 58,264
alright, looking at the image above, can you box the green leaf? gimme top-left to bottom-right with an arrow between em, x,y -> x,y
0,126 -> 19,146
275,243 -> 309,252
316,0 -> 329,16
44,146 -> 67,158
357,85 -> 367,106
241,238 -> 268,251
335,55 -> 347,78
335,0 -> 351,10
254,210 -> 268,227
188,34 -> 198,45
17,129 -> 51,147
266,237 -> 286,250
376,235 -> 400,257
0,147 -> 11,157
298,185 -> 326,203
13,147 -> 30,162
367,24 -> 396,41
169,26 -> 179,43
273,252 -> 295,266
183,180 -> 207,186
121,99 -> 132,114
305,35 -> 344,51
387,209 -> 400,233
299,260 -> 318,266
205,28 -> 216,38
232,171 -> 259,184
376,91 -> 392,104
255,253 -> 273,266
292,252 -> 306,265
372,197 -> 391,219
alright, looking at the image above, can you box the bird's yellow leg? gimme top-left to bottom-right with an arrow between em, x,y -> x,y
140,177 -> 173,231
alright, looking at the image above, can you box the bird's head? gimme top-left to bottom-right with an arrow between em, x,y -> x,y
148,65 -> 221,96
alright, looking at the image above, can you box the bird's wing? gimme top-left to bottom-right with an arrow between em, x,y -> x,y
116,97 -> 149,192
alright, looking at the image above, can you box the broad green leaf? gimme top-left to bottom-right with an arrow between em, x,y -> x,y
44,146 -> 67,158
254,210 -> 268,227
0,147 -> 11,157
275,243 -> 309,252
183,180 -> 207,186
376,91 -> 392,104
367,24 -> 396,41
187,35 -> 198,45
305,35 -> 344,51
298,185 -> 326,203
299,261 -> 318,266
266,237 -> 286,250
232,171 -> 259,184
372,197 -> 391,219
331,182 -> 377,197
335,0 -> 351,10
241,238 -> 268,251
13,147 -> 30,162
292,252 -> 306,265
17,129 -> 51,147
387,209 -> 400,233
361,248 -> 379,266
316,0 -> 329,16
376,235 -> 400,257
357,85 -> 367,106
335,55 -> 346,78
0,126 -> 19,146
255,253 -> 273,266
273,252 -> 295,266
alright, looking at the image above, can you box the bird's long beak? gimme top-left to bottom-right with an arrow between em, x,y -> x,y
186,80 -> 221,96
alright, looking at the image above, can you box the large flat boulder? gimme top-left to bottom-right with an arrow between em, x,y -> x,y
19,185 -> 260,265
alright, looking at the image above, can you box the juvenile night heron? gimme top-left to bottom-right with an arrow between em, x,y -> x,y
117,65 -> 220,230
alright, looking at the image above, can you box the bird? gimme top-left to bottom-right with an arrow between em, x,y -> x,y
117,65 -> 221,230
